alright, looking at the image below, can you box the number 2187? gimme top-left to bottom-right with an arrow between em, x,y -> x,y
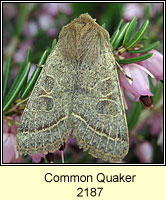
77,187 -> 103,197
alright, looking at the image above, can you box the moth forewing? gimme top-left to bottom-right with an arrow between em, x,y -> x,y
16,13 -> 129,162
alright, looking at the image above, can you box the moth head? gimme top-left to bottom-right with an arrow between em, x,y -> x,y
58,13 -> 110,63
72,13 -> 96,37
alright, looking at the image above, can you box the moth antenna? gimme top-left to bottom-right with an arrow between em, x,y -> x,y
116,61 -> 133,84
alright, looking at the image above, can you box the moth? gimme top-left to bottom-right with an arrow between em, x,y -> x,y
16,13 -> 129,162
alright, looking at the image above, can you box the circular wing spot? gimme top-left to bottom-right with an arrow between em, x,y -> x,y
40,75 -> 54,93
33,96 -> 54,111
101,78 -> 117,96
96,100 -> 119,116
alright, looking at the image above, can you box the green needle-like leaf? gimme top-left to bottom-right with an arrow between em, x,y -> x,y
110,29 -> 120,45
4,61 -> 25,102
127,102 -> 142,131
110,19 -> 123,46
15,4 -> 28,38
21,49 -> 49,99
25,48 -> 30,64
117,53 -> 153,64
126,20 -> 149,49
128,41 -> 160,53
141,36 -> 149,41
112,22 -> 130,50
149,75 -> 155,94
117,19 -> 123,30
51,39 -> 57,51
21,48 -> 31,94
101,23 -> 106,28
123,16 -> 138,45
3,56 -> 11,99
3,62 -> 31,112
153,81 -> 163,105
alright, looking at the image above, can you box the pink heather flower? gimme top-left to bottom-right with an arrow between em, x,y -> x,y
13,40 -> 33,63
3,130 -> 16,163
120,88 -> 128,109
119,63 -> 153,102
55,135 -> 73,156
3,115 -> 24,163
154,3 -> 163,12
139,50 -> 163,81
150,112 -> 163,136
23,21 -> 38,38
123,3 -> 163,21
3,3 -> 17,19
27,64 -> 35,82
135,142 -> 153,163
42,3 -> 72,16
150,3 -> 163,17
30,134 -> 74,163
30,153 -> 45,163
123,3 -> 143,21
38,14 -> 54,31
47,27 -> 57,37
